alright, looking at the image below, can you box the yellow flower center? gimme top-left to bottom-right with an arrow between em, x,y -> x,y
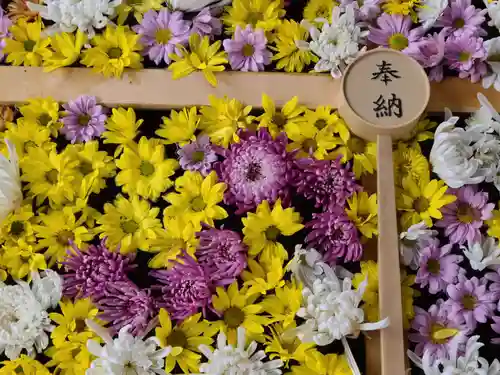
45,169 -> 59,184
489,53 -> 500,62
74,318 -> 86,333
388,33 -> 409,51
426,259 -> 440,275
167,329 -> 188,348
247,11 -> 263,26
78,114 -> 91,126
23,140 -> 37,153
38,113 -> 52,126
349,138 -> 366,154
272,113 -> 287,129
242,43 -> 255,57
23,39 -> 36,52
223,306 -> 245,328
430,324 -> 459,344
107,47 -> 123,59
191,150 -> 205,162
121,219 -> 139,234
265,225 -> 281,241
413,197 -> 429,213
9,221 -> 25,237
191,196 -> 207,212
79,161 -> 94,175
155,28 -> 172,44
14,365 -> 23,374
453,18 -> 465,28
457,204 -> 477,224
140,161 -> 155,177
126,0 -> 143,6
57,230 -> 75,245
459,52 -> 471,62
462,294 -> 476,310
302,138 -> 318,153
314,119 -> 327,130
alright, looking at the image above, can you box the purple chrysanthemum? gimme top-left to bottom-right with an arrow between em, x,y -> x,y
368,13 -> 423,53
0,9 -> 12,61
215,128 -> 296,214
191,7 -> 222,38
406,31 -> 446,81
491,316 -> 500,344
436,0 -> 486,37
177,135 -> 217,176
435,185 -> 494,245
445,275 -> 496,330
61,239 -> 136,299
444,31 -> 487,82
415,238 -> 465,294
409,300 -> 469,361
60,95 -> 107,143
95,281 -> 157,336
151,253 -> 212,321
223,25 -> 272,72
305,207 -> 363,264
293,157 -> 360,210
133,9 -> 190,65
196,227 -> 248,286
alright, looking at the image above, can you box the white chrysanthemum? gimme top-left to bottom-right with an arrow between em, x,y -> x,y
418,0 -> 448,30
485,0 -> 500,32
28,0 -> 120,37
86,320 -> 171,375
0,271 -> 61,360
482,37 -> 500,92
339,0 -> 381,21
399,222 -> 438,270
168,0 -> 231,11
303,5 -> 368,78
197,327 -> 283,375
462,236 -> 500,271
408,335 -> 500,375
430,112 -> 485,188
466,93 -> 500,134
0,139 -> 22,225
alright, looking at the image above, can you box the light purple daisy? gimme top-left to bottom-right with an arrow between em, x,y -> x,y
215,128 -> 296,214
177,135 -> 217,176
305,207 -> 363,265
196,227 -> 248,286
491,316 -> 500,344
435,185 -> 494,245
340,0 -> 381,22
133,9 -> 190,66
61,239 -> 136,300
191,7 -> 222,38
444,31 -> 487,82
409,300 -> 469,361
60,95 -> 107,143
0,9 -> 12,61
406,31 -> 446,82
445,275 -> 496,330
151,253 -> 212,321
223,25 -> 272,72
293,157 -> 360,210
436,0 -> 486,37
368,13 -> 423,53
415,238 -> 465,294
95,281 -> 157,336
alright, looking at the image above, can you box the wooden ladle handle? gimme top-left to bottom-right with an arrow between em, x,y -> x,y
376,134 -> 405,375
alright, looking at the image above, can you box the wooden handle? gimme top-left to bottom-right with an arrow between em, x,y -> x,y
376,134 -> 405,375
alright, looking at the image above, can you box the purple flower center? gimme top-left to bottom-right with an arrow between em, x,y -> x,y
155,28 -> 172,44
265,225 -> 281,241
388,33 -> 408,51
38,113 -> 52,126
121,220 -> 139,234
140,161 -> 155,176
107,47 -> 123,59
461,294 -> 476,310
246,162 -> 262,181
167,329 -> 188,348
224,306 -> 245,328
78,114 -> 91,126
457,204 -> 478,223
427,259 -> 440,274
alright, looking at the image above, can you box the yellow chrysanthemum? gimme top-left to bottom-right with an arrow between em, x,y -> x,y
156,309 -> 216,373
396,176 -> 456,229
21,147 -> 79,206
156,107 -> 200,146
331,135 -> 377,179
346,192 -> 378,240
18,97 -> 61,136
5,117 -> 55,159
168,33 -> 228,87
241,257 -> 285,297
301,106 -> 350,142
393,143 -> 430,187
0,203 -> 36,246
96,194 -> 162,253
116,137 -> 179,200
66,142 -> 117,195
147,216 -> 200,269
401,271 -> 419,328
4,19 -> 51,66
43,30 -> 87,72
288,351 -> 351,375
487,205 -> 500,239
164,171 -> 228,226
410,117 -> 438,143
242,199 -> 304,263
2,238 -> 47,280
303,0 -> 338,22
50,298 -> 101,347
0,356 -> 50,375
81,25 -> 143,78
266,324 -> 315,366
200,95 -> 253,147
258,94 -> 305,138
115,0 -> 162,24
261,279 -> 302,329
211,281 -> 269,344
34,206 -> 92,266
222,0 -> 285,34
102,107 -> 143,156
383,0 -> 421,20
271,20 -> 317,73
45,340 -> 93,375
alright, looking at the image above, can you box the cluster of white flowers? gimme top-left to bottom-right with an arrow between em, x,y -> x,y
0,139 -> 22,225
485,0 -> 500,34
430,94 -> 500,190
28,0 -> 121,37
399,222 -> 439,270
418,0 -> 448,30
482,37 -> 500,91
408,335 -> 500,375
301,4 -> 368,78
0,270 -> 62,360
461,236 -> 500,271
